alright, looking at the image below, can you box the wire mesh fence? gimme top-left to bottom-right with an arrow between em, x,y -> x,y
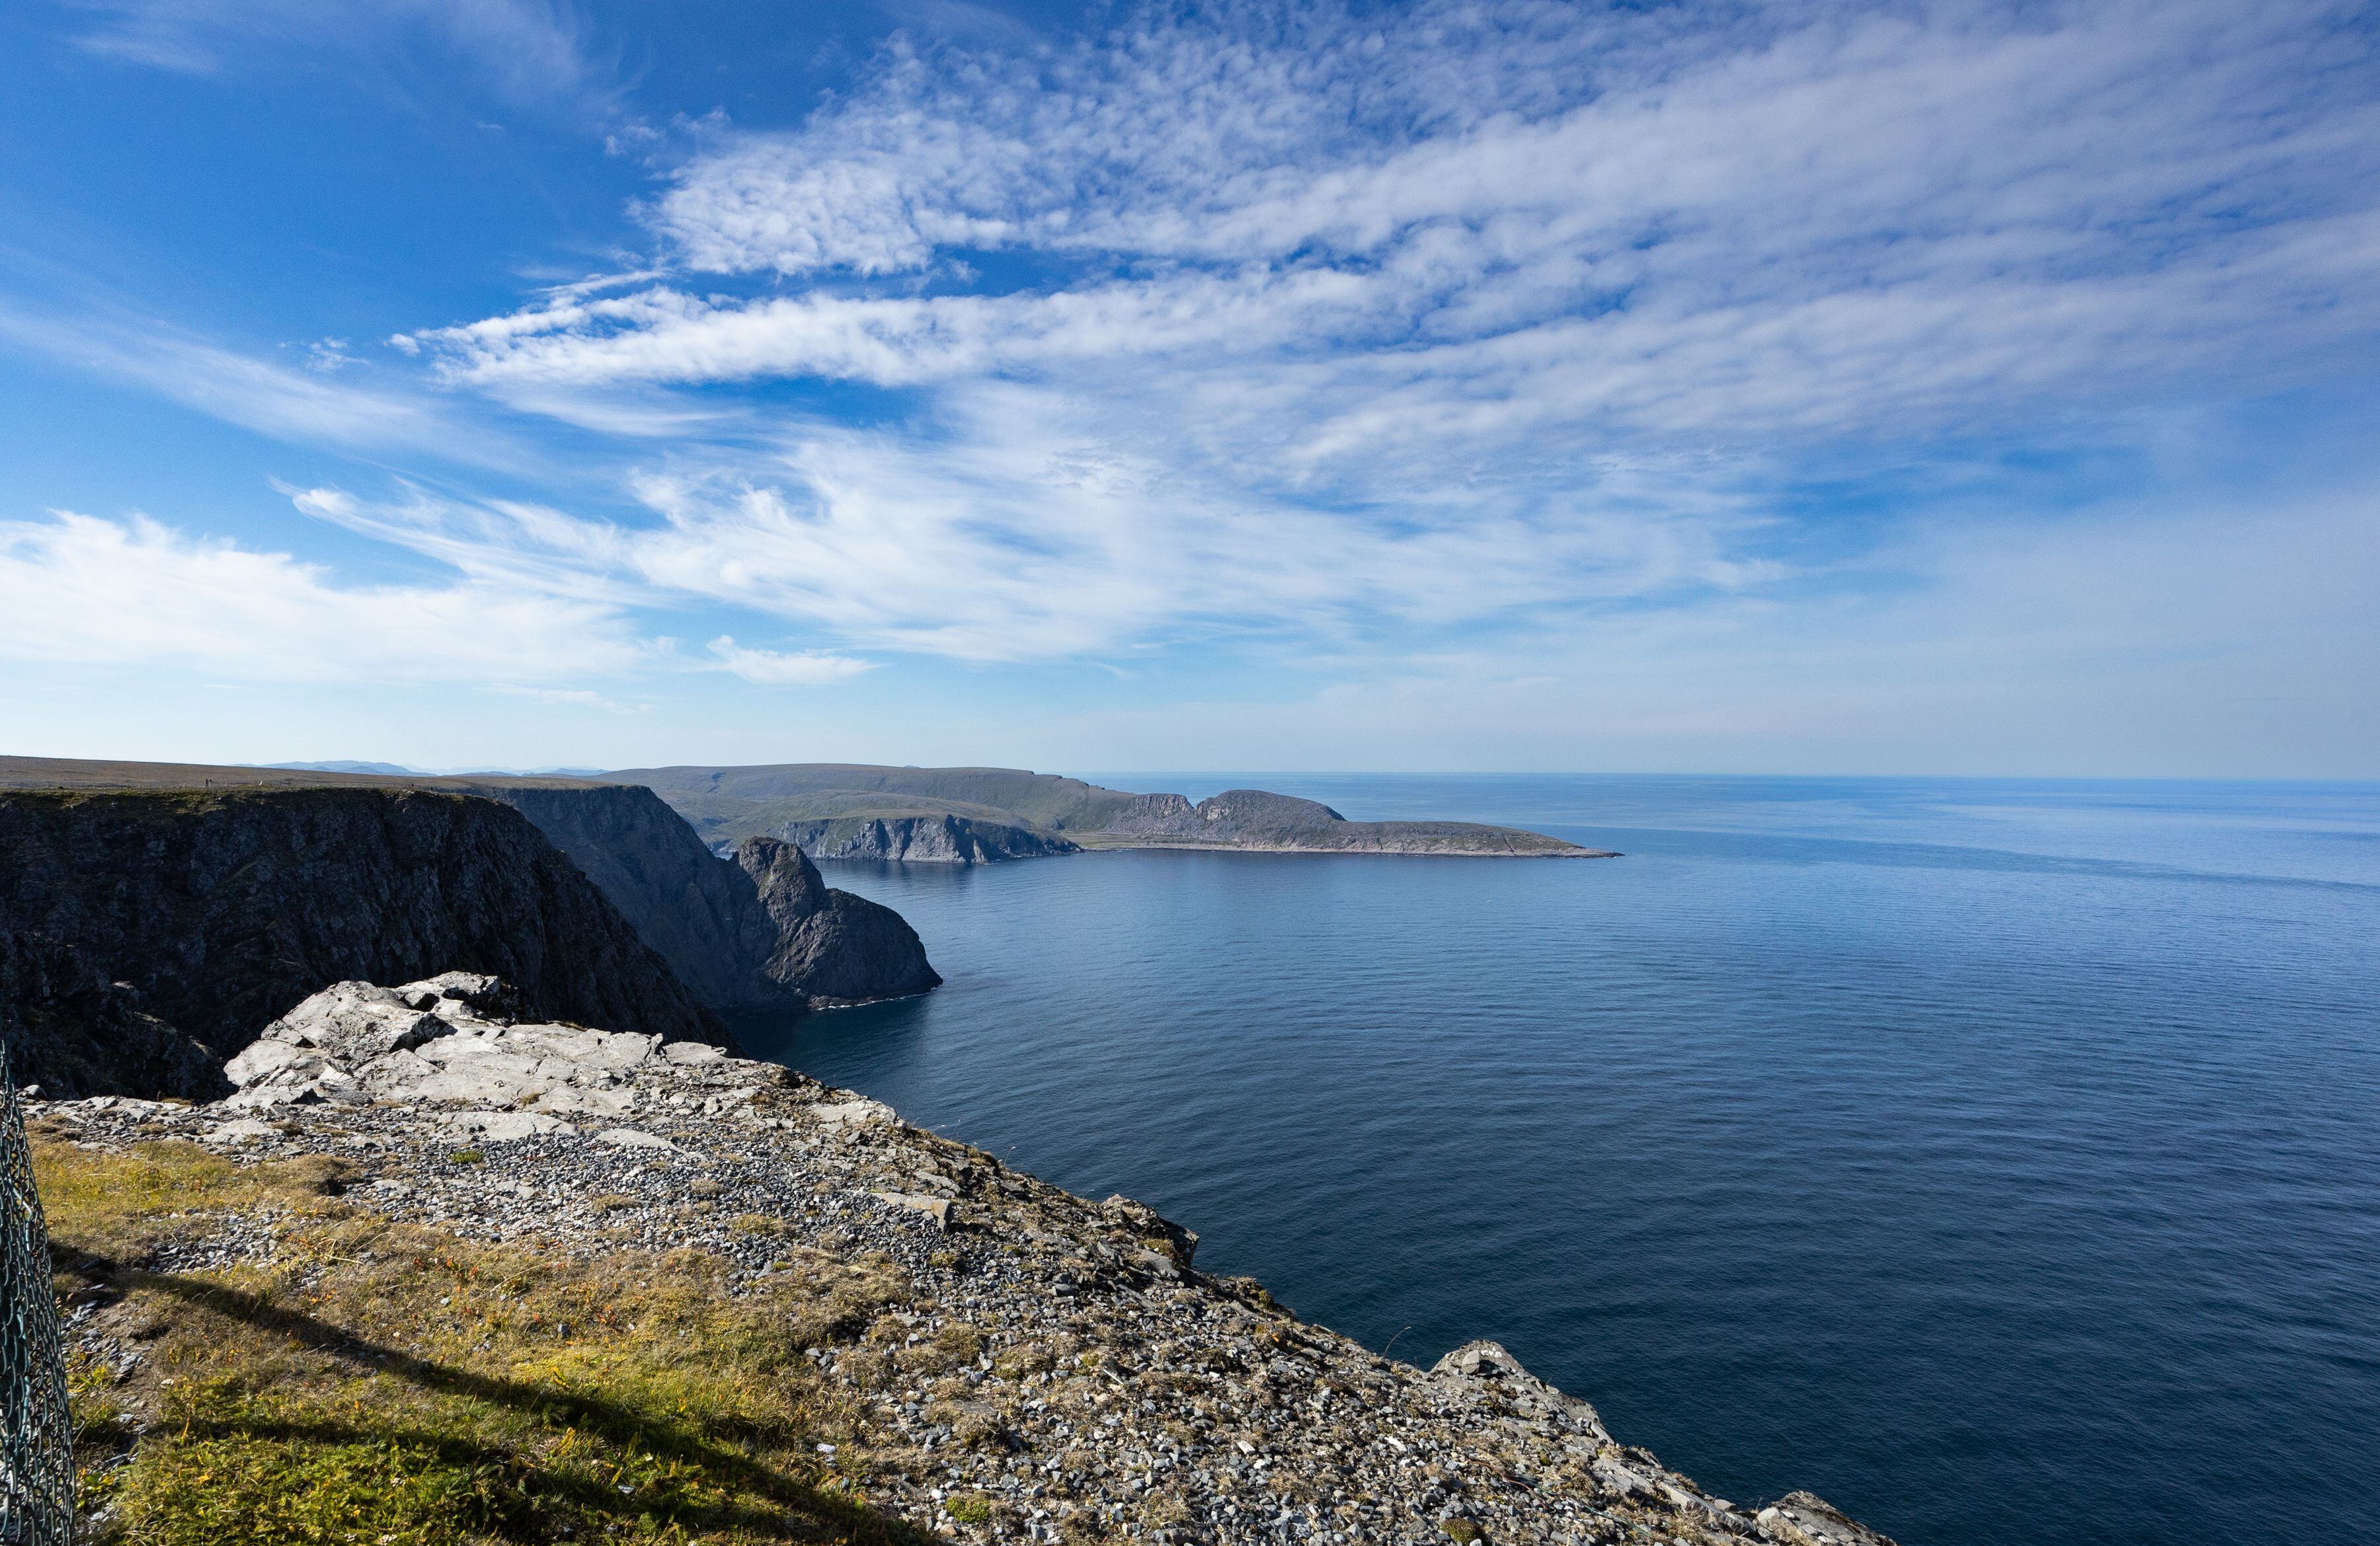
0,1046 -> 74,1544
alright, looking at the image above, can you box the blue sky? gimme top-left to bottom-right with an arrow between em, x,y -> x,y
2,0 -> 2375,775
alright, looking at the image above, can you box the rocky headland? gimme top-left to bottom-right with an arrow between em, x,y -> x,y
609,764 -> 1614,865
1089,791 -> 1595,857
34,973 -> 1897,1546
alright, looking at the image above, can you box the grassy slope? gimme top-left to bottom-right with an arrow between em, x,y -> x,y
41,1134 -> 965,1545
0,756 -> 600,794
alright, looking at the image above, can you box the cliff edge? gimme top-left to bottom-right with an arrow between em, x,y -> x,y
35,974 -> 1902,1546
0,756 -> 943,1021
0,787 -> 721,1098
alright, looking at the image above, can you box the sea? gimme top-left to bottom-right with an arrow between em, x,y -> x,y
729,775 -> 2380,1546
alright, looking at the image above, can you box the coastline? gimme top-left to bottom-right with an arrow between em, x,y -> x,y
1066,840 -> 1620,858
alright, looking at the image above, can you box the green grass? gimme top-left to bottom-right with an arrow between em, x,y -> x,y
38,1138 -> 937,1545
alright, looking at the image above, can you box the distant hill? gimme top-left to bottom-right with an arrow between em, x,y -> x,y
604,763 -> 1612,863
262,759 -> 416,775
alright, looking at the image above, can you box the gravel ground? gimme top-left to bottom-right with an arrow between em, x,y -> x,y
31,980 -> 1895,1546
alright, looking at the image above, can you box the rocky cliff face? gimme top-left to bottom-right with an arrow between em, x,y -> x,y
444,781 -> 787,1010
770,814 -> 1080,863
455,784 -> 943,1012
0,759 -> 943,1026
734,837 -> 943,1005
0,787 -> 723,1098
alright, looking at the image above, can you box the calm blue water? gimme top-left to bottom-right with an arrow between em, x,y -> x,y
731,777 -> 2380,1546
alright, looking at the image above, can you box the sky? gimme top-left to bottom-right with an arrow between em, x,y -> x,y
1,0 -> 2375,777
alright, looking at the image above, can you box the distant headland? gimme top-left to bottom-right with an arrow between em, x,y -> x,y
604,763 -> 1618,863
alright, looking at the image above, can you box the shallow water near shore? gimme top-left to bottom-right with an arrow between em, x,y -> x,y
731,775 -> 2380,1546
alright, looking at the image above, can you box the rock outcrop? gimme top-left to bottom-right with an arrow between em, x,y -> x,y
219,974 -> 763,1120
733,837 -> 942,1005
0,787 -> 722,1098
769,814 -> 1080,863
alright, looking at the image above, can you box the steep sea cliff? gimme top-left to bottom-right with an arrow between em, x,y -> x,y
445,779 -> 939,1010
0,787 -> 720,1096
0,755 -> 942,1028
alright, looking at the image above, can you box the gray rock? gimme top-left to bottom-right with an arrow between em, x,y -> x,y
1430,1339 -> 1612,1442
874,1192 -> 954,1230
1759,1492 -> 1906,1546
736,838 -> 941,1005
597,1128 -> 684,1152
447,1111 -> 577,1141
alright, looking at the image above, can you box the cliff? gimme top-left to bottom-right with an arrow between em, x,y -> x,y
432,780 -> 783,1011
608,762 -> 1610,863
0,756 -> 943,1018
0,787 -> 721,1098
734,837 -> 943,1005
34,975 -> 1901,1546
770,813 -> 1081,863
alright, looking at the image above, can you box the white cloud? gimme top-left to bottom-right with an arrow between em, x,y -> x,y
0,303 -> 523,468
285,401 -> 1774,664
0,510 -> 642,683
457,0 -> 2377,451
46,0 -> 2374,761
704,637 -> 875,685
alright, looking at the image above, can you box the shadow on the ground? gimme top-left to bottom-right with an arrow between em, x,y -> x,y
73,1253 -> 939,1545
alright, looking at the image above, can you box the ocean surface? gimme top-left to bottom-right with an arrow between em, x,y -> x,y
731,776 -> 2380,1546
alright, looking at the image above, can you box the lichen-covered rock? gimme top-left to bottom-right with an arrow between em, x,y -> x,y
0,787 -> 723,1097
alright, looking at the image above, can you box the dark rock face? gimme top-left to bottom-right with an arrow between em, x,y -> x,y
0,787 -> 723,1097
451,782 -> 786,1011
734,839 -> 942,1006
459,784 -> 941,1012
772,814 -> 1080,864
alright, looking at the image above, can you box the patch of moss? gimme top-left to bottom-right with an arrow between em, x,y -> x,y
36,1139 -> 933,1545
941,1490 -> 996,1524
